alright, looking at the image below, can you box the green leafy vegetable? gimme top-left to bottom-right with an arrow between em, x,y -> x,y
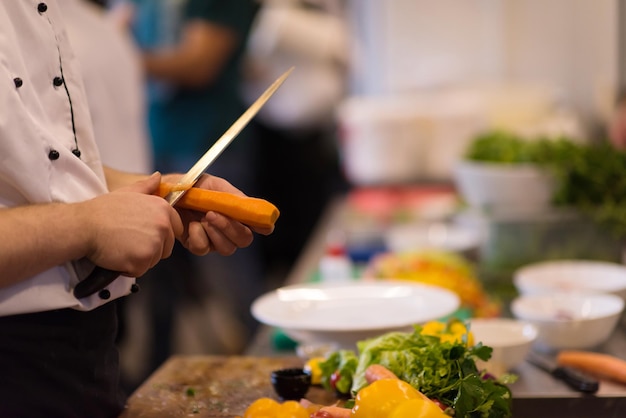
318,349 -> 358,395
320,325 -> 515,418
465,130 -> 626,241
465,130 -> 540,163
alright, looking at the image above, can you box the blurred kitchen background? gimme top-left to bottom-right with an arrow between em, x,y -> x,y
237,0 -> 626,351
317,0 -> 626,290
338,0 -> 617,184
111,0 -> 626,390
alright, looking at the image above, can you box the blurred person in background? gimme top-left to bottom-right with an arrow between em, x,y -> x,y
242,0 -> 351,282
112,0 -> 263,381
60,0 -> 153,176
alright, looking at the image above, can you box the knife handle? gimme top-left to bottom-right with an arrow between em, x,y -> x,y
73,267 -> 121,299
157,184 -> 280,230
553,366 -> 600,394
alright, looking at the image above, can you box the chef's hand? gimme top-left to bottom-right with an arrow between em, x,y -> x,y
162,173 -> 272,257
81,172 -> 183,277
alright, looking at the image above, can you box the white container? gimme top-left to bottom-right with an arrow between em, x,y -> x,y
338,96 -> 430,185
514,259 -> 626,301
319,246 -> 354,282
469,318 -> 538,376
453,160 -> 557,215
510,292 -> 624,352
337,94 -> 486,185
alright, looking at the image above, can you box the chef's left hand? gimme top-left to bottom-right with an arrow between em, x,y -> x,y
163,173 -> 272,256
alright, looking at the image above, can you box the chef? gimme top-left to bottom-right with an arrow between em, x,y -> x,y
0,2 -> 272,417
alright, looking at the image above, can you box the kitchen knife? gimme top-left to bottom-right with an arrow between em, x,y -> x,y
527,350 -> 600,394
73,67 -> 294,299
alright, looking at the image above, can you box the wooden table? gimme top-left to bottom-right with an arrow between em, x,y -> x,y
119,355 -> 337,418
120,346 -> 626,418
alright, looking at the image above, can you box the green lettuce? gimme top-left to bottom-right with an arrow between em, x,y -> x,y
318,349 -> 358,395
321,325 -> 515,418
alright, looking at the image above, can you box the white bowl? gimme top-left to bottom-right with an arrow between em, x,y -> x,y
510,292 -> 625,351
514,259 -> 626,301
453,160 -> 556,215
251,280 -> 460,349
469,318 -> 537,376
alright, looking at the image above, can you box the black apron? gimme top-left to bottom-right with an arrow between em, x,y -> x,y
0,302 -> 125,418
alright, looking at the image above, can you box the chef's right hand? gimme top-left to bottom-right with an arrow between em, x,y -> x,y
79,172 -> 183,277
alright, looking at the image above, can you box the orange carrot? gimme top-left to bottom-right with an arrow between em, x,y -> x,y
318,405 -> 352,418
157,183 -> 280,230
557,350 -> 626,384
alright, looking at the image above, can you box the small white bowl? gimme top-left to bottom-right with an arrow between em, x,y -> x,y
510,292 -> 625,352
514,259 -> 626,301
453,160 -> 556,215
469,318 -> 538,376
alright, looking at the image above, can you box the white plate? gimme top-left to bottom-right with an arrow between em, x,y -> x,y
251,280 -> 460,348
514,260 -> 626,300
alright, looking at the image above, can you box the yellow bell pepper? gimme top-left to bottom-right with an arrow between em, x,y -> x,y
388,398 -> 449,418
242,397 -> 280,418
303,356 -> 324,385
242,398 -> 309,418
240,381 -> 450,418
352,378 -> 422,418
421,320 -> 446,336
275,400 -> 309,418
352,378 -> 450,418
420,318 -> 474,346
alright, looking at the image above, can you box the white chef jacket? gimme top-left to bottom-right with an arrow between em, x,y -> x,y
0,1 -> 135,316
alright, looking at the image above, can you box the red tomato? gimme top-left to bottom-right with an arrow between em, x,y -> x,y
329,371 -> 341,391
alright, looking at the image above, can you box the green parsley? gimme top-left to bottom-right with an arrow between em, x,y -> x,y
319,325 -> 515,418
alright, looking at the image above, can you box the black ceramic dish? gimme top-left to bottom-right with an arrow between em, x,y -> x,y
270,368 -> 312,400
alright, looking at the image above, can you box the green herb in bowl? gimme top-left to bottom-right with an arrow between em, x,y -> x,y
461,129 -> 626,241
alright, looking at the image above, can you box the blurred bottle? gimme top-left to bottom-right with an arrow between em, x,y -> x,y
319,231 -> 353,282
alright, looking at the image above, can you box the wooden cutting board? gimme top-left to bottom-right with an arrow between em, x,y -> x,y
119,355 -> 340,418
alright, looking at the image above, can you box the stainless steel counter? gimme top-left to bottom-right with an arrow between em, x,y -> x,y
246,192 -> 626,418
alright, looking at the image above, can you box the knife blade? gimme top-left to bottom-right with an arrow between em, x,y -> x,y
72,67 -> 294,299
527,350 -> 600,394
163,66 -> 294,206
